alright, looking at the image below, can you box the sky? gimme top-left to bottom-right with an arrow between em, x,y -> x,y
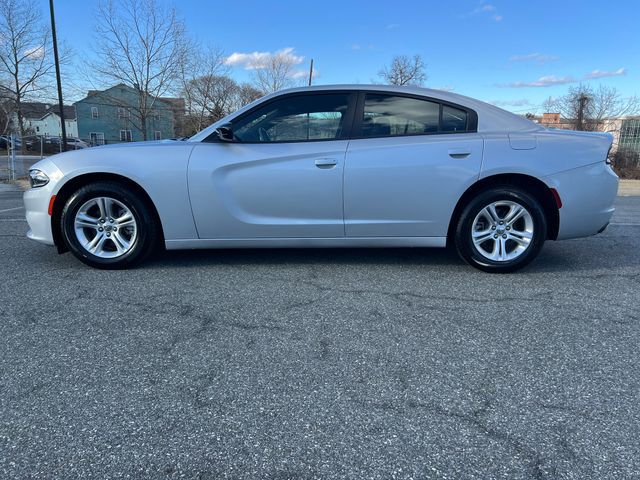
40,0 -> 639,113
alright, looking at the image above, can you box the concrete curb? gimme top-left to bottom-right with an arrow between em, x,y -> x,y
619,180 -> 640,197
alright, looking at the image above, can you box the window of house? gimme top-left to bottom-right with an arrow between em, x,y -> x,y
120,130 -> 132,142
89,132 -> 105,145
232,93 -> 351,142
118,107 -> 130,118
91,107 -> 99,118
154,130 -> 161,140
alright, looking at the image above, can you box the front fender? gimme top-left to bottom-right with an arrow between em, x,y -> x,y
47,144 -> 198,241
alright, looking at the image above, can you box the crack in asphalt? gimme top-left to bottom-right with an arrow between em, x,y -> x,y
293,279 -> 554,307
364,397 -> 551,480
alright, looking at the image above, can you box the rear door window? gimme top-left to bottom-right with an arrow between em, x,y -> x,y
357,93 -> 472,137
361,94 -> 440,137
442,105 -> 468,132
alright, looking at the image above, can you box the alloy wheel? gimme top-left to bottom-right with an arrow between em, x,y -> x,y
74,196 -> 137,258
471,200 -> 534,262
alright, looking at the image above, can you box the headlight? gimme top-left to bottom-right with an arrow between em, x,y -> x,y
29,169 -> 50,188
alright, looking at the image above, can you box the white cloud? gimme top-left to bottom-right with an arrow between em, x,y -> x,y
24,45 -> 45,59
585,67 -> 626,79
501,75 -> 576,88
225,47 -> 304,70
386,23 -> 400,30
469,1 -> 503,21
501,67 -> 628,88
491,99 -> 532,107
292,69 -> 319,80
509,53 -> 559,63
434,85 -> 455,92
350,43 -> 375,52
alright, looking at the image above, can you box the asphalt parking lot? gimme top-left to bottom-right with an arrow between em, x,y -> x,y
1,183 -> 639,479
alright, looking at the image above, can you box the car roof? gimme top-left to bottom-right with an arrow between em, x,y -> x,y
189,84 -> 540,141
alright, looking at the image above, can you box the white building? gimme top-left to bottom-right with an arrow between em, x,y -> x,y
27,111 -> 78,138
16,103 -> 77,138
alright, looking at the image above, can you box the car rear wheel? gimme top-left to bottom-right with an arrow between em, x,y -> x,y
61,182 -> 159,269
454,187 -> 547,273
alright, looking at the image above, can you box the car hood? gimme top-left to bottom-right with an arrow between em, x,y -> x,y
37,139 -> 195,178
90,139 -> 185,150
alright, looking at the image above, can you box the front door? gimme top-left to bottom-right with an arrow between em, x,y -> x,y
188,92 -> 356,239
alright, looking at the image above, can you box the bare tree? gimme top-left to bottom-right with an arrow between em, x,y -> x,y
544,84 -> 639,131
251,51 -> 299,94
378,55 -> 427,86
91,0 -> 189,140
0,0 -> 53,137
183,75 -> 238,131
180,44 -> 266,136
180,45 -> 231,134
234,83 -> 263,110
181,77 -> 264,136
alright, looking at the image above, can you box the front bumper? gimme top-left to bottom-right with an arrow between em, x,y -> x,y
545,162 -> 618,240
23,159 -> 63,246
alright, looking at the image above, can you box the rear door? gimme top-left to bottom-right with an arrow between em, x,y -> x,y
344,92 -> 483,237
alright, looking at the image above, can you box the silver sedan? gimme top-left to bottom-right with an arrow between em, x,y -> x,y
24,85 -> 618,272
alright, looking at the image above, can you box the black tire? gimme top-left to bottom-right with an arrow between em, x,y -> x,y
61,181 -> 160,269
454,186 -> 547,273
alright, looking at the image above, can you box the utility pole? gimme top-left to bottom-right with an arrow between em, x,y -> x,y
308,59 -> 314,86
49,0 -> 68,151
576,94 -> 589,131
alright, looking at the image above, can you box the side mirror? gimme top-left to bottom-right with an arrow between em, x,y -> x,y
215,124 -> 234,142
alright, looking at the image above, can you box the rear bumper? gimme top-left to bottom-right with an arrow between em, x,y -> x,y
544,162 -> 618,240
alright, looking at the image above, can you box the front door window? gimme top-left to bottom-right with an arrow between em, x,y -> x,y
232,93 -> 351,143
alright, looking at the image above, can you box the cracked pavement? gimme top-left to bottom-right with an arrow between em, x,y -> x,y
1,183 -> 639,479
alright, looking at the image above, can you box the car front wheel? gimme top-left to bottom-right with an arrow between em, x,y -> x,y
61,182 -> 159,269
454,187 -> 547,273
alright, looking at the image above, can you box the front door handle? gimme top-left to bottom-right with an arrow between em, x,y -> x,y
448,148 -> 471,158
315,157 -> 338,168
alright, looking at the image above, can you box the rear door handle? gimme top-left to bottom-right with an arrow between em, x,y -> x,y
315,157 -> 338,168
448,148 -> 471,158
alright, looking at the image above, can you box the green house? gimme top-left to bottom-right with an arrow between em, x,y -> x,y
75,84 -> 184,145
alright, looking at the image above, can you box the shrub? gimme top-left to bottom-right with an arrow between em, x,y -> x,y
612,148 -> 640,179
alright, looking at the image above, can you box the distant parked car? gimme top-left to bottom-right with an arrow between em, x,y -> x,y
38,137 -> 89,153
0,135 -> 22,150
65,138 -> 90,149
22,136 -> 38,151
24,85 -> 618,272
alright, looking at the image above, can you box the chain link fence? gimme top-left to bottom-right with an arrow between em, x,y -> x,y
0,135 -> 92,180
